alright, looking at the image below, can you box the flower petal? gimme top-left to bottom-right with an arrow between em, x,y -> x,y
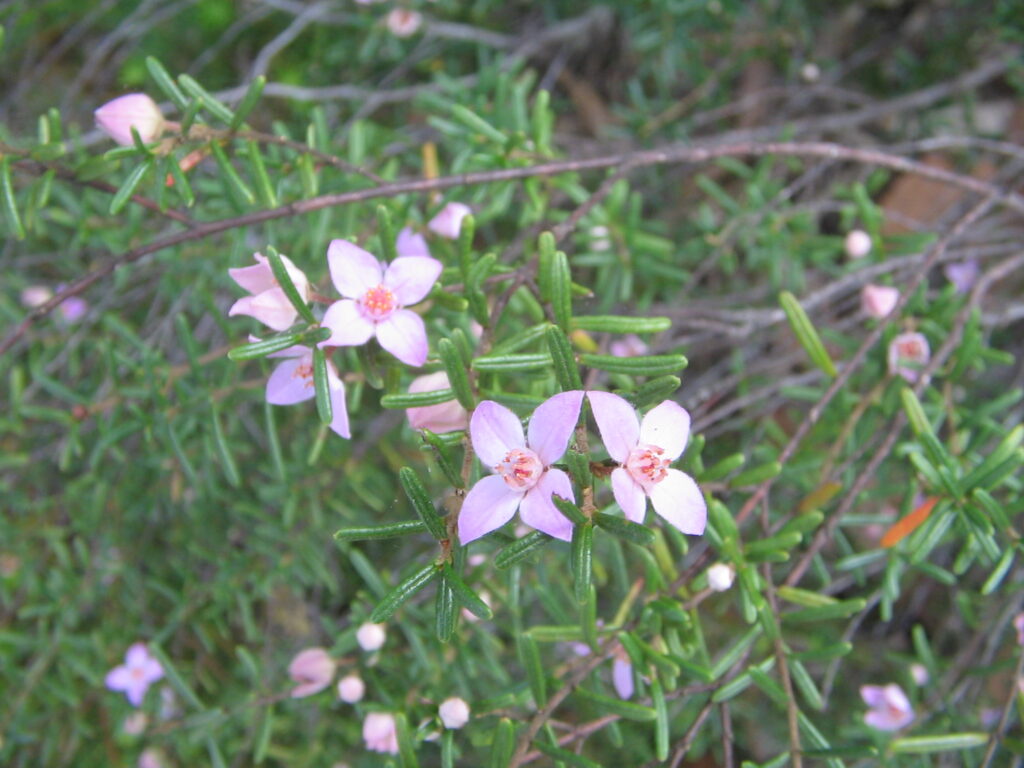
427,202 -> 471,239
321,300 -> 375,347
396,227 -> 431,257
648,469 -> 706,535
612,658 -> 634,700
230,287 -> 301,331
611,467 -> 647,523
528,390 -> 584,465
125,643 -> 150,667
383,255 -> 443,306
327,367 -> 351,439
375,309 -> 429,366
266,357 -> 316,405
105,665 -> 133,692
639,400 -> 691,461
860,685 -> 886,708
228,254 -> 275,294
471,401 -> 525,467
458,475 -> 523,543
327,239 -> 383,298
518,468 -> 574,541
587,391 -> 640,463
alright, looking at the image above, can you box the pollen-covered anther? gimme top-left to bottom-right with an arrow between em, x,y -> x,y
626,444 -> 670,487
495,448 -> 543,490
293,362 -> 315,387
360,284 -> 397,319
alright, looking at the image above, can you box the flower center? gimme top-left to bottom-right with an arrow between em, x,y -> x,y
130,667 -> 145,681
293,361 -> 315,389
898,339 -> 924,359
626,444 -> 670,488
495,448 -> 543,490
360,284 -> 397,320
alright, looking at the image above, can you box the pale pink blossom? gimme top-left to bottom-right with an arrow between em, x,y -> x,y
95,94 -> 166,146
105,643 -> 164,707
438,697 -> 470,729
58,295 -> 88,323
944,260 -> 979,294
406,372 -> 469,433
587,392 -> 706,535
612,649 -> 634,700
845,229 -> 872,259
228,253 -> 311,331
428,202 -> 471,240
264,345 -> 351,438
338,674 -> 365,703
861,284 -> 899,319
706,563 -> 734,592
610,334 -> 649,358
321,240 -> 441,367
860,683 -> 913,731
356,622 -> 387,651
363,712 -> 399,754
458,392 -> 585,543
1013,613 -> 1024,645
288,647 -> 337,698
138,748 -> 165,768
20,286 -> 52,308
386,8 -> 422,37
887,332 -> 930,383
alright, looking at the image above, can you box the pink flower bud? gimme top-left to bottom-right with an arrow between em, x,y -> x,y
428,202 -> 471,240
95,94 -> 166,146
287,647 -> 336,698
337,674 -> 365,703
406,372 -> 469,433
861,284 -> 900,319
609,334 -> 648,358
386,8 -> 422,37
356,622 -> 386,652
363,712 -> 399,754
844,229 -> 872,259
887,332 -> 930,383
438,697 -> 470,729
20,285 -> 53,308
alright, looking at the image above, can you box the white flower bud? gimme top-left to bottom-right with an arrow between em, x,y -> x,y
438,697 -> 470,729
337,674 -> 365,703
844,229 -> 872,259
356,622 -> 386,652
707,563 -> 735,592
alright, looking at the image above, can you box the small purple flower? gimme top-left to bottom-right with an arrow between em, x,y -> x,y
228,253 -> 311,332
458,392 -> 585,543
396,227 -> 431,258
95,94 -> 165,146
612,650 -> 634,700
265,344 -> 350,439
587,392 -> 706,535
321,240 -> 442,367
887,332 -> 930,383
428,202 -> 471,240
944,260 -> 980,294
105,643 -> 164,707
860,683 -> 913,731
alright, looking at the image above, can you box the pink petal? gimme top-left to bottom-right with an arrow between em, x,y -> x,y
471,401 -> 526,467
639,400 -> 691,461
105,665 -> 133,692
375,309 -> 429,366
396,227 -> 431,257
519,469 -> 574,541
528,390 -> 584,466
611,467 -> 647,523
321,300 -> 375,347
266,357 -> 316,405
229,255 -> 275,294
327,240 -> 383,298
229,287 -> 299,331
587,391 -> 640,463
860,685 -> 886,708
648,469 -> 706,535
124,681 -> 149,707
406,373 -> 467,433
383,255 -> 443,306
140,658 -> 164,685
458,475 -> 523,543
427,202 -> 471,239
327,368 -> 351,439
125,643 -> 151,667
94,93 -> 165,145
612,658 -> 634,700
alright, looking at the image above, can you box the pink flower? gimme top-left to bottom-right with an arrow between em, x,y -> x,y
844,229 -> 872,259
137,748 -> 165,768
887,332 -> 930,383
337,674 -> 365,703
459,392 -> 585,543
265,345 -> 351,438
861,284 -> 899,319
944,260 -> 980,294
95,94 -> 166,146
396,227 -> 431,258
428,202 -> 472,240
386,8 -> 422,37
860,683 -> 913,731
105,643 -> 164,707
1013,613 -> 1024,645
609,334 -> 649,358
406,372 -> 469,433
20,286 -> 52,308
587,392 -> 706,535
288,647 -> 337,698
321,240 -> 442,367
228,253 -> 311,332
612,649 -> 634,700
438,697 -> 471,729
363,712 -> 399,754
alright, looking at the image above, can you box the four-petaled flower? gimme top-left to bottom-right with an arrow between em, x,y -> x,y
229,253 -> 311,332
860,683 -> 913,731
587,392 -> 706,535
95,94 -> 166,146
321,240 -> 442,367
887,332 -> 930,383
105,643 -> 164,707
459,392 -> 584,543
265,344 -> 350,438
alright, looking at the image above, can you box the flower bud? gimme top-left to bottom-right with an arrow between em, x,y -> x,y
20,285 -> 53,308
887,332 -> 930,383
861,284 -> 899,319
406,372 -> 469,434
428,202 -> 471,240
706,563 -> 735,592
363,712 -> 399,754
438,697 -> 471,729
287,647 -> 336,698
386,9 -> 422,38
95,94 -> 166,146
356,622 -> 387,652
844,229 -> 872,259
337,674 -> 366,703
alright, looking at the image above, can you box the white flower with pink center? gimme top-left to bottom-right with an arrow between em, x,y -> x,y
459,391 -> 584,543
265,344 -> 350,438
860,683 -> 913,731
105,643 -> 164,707
587,392 -> 706,535
321,240 -> 442,367
887,331 -> 930,383
228,253 -> 311,332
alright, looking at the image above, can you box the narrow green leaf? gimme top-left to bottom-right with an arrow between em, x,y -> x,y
980,547 -> 1014,595
572,316 -> 672,333
178,74 -> 235,124
710,626 -> 762,679
228,332 -> 305,360
263,401 -> 286,482
209,141 -> 255,206
458,214 -> 476,278
518,634 -> 547,707
439,338 -> 475,409
961,425 -> 1024,492
494,531 -> 553,568
553,496 -> 588,526
145,57 -> 189,109
777,586 -> 836,608
745,531 -> 801,557
472,353 -> 551,372
572,522 -> 594,605
788,659 -> 824,710
625,375 -> 682,408
312,347 -> 333,425
334,520 -> 428,541
376,205 -> 397,262
209,406 -> 241,487
549,251 -> 573,332
779,291 -> 837,377
148,643 -> 202,709
370,563 -> 439,622
441,730 -> 454,768
782,598 -> 867,623
395,712 -> 419,768
1,156 -> 25,240
381,389 -> 457,408
594,512 -> 656,546
246,140 -> 277,207
109,159 -> 153,215
420,429 -> 464,488
443,565 -> 492,619
574,687 -> 658,721
265,246 -> 316,324
399,467 -> 447,541
488,719 -> 515,768
533,742 -> 601,768
435,574 -> 456,643
791,642 -> 852,662
254,705 -> 273,763
231,76 -> 266,129
730,461 -> 783,488
168,151 -> 195,207
451,103 -> 508,144
702,452 -> 746,481
580,353 -> 688,377
545,325 -> 583,391
891,733 -> 988,753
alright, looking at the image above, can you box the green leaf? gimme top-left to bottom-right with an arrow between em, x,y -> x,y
782,598 -> 867,623
572,316 -> 672,333
788,659 -> 824,710
439,338 -> 475,409
210,141 -> 255,206
472,353 -> 551,372
395,712 -> 419,768
178,74 -> 235,124
1,156 -> 25,240
580,353 -> 688,377
494,530 -> 553,568
594,512 -> 655,546
533,742 -> 601,768
891,733 -> 988,753
334,521 -> 428,541
246,140 -> 277,208
312,347 -> 333,425
370,563 -> 440,622
777,586 -> 836,608
265,246 -> 316,324
109,159 -> 153,215
458,214 -> 476,279
779,291 -> 837,377
443,565 -> 492,619
651,676 -> 670,760
227,330 -> 311,360
451,103 -> 508,144
553,496 -> 588,526
145,57 -> 189,110
147,643 -> 202,709
571,522 -> 594,604
624,375 -> 682,408
381,389 -> 458,408
231,76 -> 266,129
729,461 -> 782,487
549,251 -> 573,332
435,574 -> 456,643
488,719 -> 515,768
518,633 -> 547,707
377,205 -> 397,262
574,687 -> 658,721
545,325 -> 583,391
399,467 -> 448,541
209,406 -> 240,488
